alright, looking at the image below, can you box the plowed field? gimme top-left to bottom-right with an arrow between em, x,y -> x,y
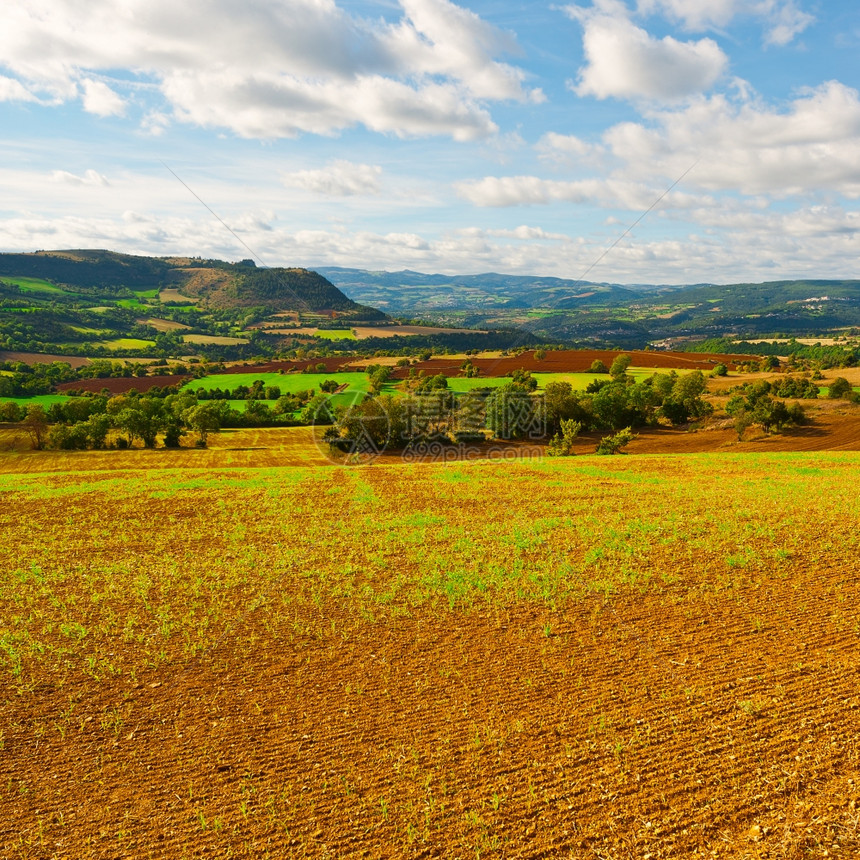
1,455 -> 859,858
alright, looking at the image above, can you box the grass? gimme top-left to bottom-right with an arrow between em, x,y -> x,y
1,450 -> 857,688
100,338 -> 157,350
312,329 -> 357,341
1,445 -> 858,857
0,394 -> 71,408
3,276 -> 67,295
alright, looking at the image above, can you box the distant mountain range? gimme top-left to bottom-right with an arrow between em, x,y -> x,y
319,267 -> 860,343
315,266 -> 662,312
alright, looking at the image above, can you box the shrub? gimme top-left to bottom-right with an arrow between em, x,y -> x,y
596,426 -> 637,455
828,377 -> 853,399
546,419 -> 583,457
588,359 -> 608,374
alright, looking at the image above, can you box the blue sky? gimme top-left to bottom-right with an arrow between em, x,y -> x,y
1,0 -> 858,284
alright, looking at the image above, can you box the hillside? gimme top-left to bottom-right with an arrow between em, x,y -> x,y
0,250 -> 385,360
321,267 -> 860,346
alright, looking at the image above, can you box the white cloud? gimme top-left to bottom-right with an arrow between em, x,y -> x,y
2,206 -> 857,284
80,78 -> 126,117
0,0 -> 533,140
0,74 -> 36,102
637,0 -> 737,30
455,174 -> 706,211
283,161 -> 383,197
51,169 -> 110,187
636,0 -> 814,44
565,2 -> 728,101
605,82 -> 860,197
762,0 -> 815,46
536,132 -> 606,165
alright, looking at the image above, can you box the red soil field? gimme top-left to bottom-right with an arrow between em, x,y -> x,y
1,463 -> 858,858
55,374 -> 190,395
388,349 -> 754,380
217,349 -> 753,381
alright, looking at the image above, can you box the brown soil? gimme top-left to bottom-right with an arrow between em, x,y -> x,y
0,351 -> 92,368
387,349 -> 754,380
218,349 -> 752,381
0,463 -> 858,858
136,317 -> 191,332
55,374 -> 190,395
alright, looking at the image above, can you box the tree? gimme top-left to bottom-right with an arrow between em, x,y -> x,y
508,368 -> 538,391
486,383 -> 543,439
609,354 -> 631,379
182,403 -> 222,447
319,379 -> 340,393
712,363 -> 728,377
660,371 -> 712,425
589,359 -> 608,374
828,377 -> 853,399
0,401 -> 23,422
23,404 -> 49,450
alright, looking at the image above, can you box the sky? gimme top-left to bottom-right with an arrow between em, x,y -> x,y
0,0 -> 858,285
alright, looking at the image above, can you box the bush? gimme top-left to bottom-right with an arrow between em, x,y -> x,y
712,363 -> 728,377
588,359 -> 608,374
546,419 -> 583,457
828,377 -> 853,399
596,426 -> 637,455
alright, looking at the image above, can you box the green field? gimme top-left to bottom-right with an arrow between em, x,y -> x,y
101,338 -> 157,350
3,276 -> 67,294
114,299 -> 146,310
312,329 -> 357,340
0,394 -> 71,408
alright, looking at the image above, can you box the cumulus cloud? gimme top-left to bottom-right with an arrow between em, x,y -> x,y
2,205 -> 857,284
283,161 -> 383,197
51,169 -> 110,187
456,174 -> 705,211
0,74 -> 36,102
605,81 -> 860,197
565,2 -> 728,101
536,132 -> 606,165
80,79 -> 126,117
637,0 -> 814,44
0,0 -> 533,140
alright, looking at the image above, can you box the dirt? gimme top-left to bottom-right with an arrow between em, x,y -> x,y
2,453 -> 860,857
54,374 -> 190,395
0,351 -> 92,369
1,539 -> 858,857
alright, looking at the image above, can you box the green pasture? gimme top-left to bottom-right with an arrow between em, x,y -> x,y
312,329 -> 357,340
3,276 -> 67,295
100,338 -> 156,351
445,377 -> 510,392
0,394 -> 71,408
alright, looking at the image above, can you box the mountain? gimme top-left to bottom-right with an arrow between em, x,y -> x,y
0,250 -> 384,317
0,250 -> 386,360
321,267 -> 860,344
316,266 -> 652,312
